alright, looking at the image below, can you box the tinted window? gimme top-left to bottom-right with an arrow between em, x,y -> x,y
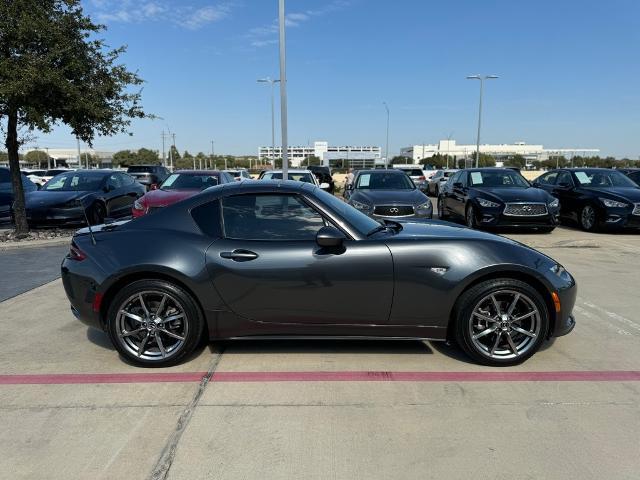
160,173 -> 219,190
356,172 -> 415,190
127,166 -> 154,173
556,171 -> 573,187
573,170 -> 638,188
536,172 -> 558,185
191,200 -> 222,237
261,172 -> 315,183
107,174 -> 122,189
222,194 -> 326,241
313,188 -> 380,235
627,171 -> 640,185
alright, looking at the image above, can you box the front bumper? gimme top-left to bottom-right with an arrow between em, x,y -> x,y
597,206 -> 640,229
475,205 -> 560,228
546,268 -> 577,338
26,206 -> 86,226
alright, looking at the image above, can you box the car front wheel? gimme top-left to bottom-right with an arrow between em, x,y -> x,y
453,279 -> 549,366
466,204 -> 477,229
579,204 -> 598,231
107,279 -> 204,367
438,197 -> 449,219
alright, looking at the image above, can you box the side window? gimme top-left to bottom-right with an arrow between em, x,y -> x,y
447,171 -> 461,185
191,200 -> 222,237
222,194 -> 326,241
628,171 -> 640,185
537,172 -> 558,185
556,171 -> 573,187
459,171 -> 469,187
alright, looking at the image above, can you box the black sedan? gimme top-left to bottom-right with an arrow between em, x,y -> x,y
25,170 -> 145,226
0,167 -> 38,222
346,169 -> 432,221
438,168 -> 559,231
62,181 -> 576,368
533,168 -> 640,231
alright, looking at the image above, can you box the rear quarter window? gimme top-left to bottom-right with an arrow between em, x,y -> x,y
190,200 -> 222,237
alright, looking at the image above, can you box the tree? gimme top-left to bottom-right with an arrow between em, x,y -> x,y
390,156 -> 411,165
113,149 -> 136,167
301,155 -> 321,167
136,148 -> 160,165
24,150 -> 50,167
1,1 -> 147,236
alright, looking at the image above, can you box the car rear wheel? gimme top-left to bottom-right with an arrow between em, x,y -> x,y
454,279 -> 549,366
438,197 -> 449,219
579,205 -> 597,231
107,279 -> 204,367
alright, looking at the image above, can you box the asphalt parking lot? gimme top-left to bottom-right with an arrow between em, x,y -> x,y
1,223 -> 639,479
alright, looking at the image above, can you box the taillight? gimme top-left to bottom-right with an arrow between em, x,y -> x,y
69,241 -> 86,261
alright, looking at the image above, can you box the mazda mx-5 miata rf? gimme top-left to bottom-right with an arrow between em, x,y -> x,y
62,181 -> 576,367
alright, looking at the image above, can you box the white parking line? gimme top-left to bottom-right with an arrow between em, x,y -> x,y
577,297 -> 640,334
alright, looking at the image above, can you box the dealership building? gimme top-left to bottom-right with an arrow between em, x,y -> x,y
259,141 -> 382,168
401,140 -> 599,163
19,148 -> 115,168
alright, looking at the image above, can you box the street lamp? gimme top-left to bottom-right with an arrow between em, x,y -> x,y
467,74 -> 498,168
278,0 -> 288,180
383,102 -> 390,168
257,77 -> 280,167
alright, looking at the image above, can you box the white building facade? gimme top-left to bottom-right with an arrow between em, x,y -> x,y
259,141 -> 382,168
401,140 -> 599,163
21,148 -> 114,168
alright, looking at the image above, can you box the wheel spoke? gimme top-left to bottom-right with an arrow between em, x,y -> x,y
506,293 -> 521,316
473,328 -> 495,340
137,332 -> 150,357
160,313 -> 184,324
160,329 -> 185,341
513,310 -> 537,323
120,311 -> 144,323
490,331 -> 502,356
119,327 -> 144,338
512,326 -> 536,338
155,333 -> 166,359
490,295 -> 502,315
138,294 -> 150,317
506,332 -> 520,356
473,312 -> 497,324
156,294 -> 168,317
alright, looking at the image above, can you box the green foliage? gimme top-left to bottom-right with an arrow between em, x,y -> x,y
1,0 -> 148,234
112,148 -> 159,167
24,150 -> 50,166
390,156 -> 411,165
300,155 -> 322,167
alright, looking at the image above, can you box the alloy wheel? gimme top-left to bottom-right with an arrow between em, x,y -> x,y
466,205 -> 475,228
115,290 -> 189,361
581,205 -> 596,231
468,289 -> 541,360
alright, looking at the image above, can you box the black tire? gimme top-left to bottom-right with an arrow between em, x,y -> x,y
465,204 -> 477,229
90,202 -> 106,225
438,196 -> 449,219
453,278 -> 549,367
537,227 -> 555,233
579,204 -> 598,232
434,185 -> 439,197
106,279 -> 204,367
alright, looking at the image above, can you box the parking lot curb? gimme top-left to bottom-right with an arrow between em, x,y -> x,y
0,236 -> 72,251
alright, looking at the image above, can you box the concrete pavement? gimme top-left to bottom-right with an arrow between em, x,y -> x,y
0,226 -> 639,479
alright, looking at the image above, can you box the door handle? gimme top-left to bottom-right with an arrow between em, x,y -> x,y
220,249 -> 259,261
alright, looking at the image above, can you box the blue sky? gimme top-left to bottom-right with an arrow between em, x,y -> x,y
27,0 -> 640,158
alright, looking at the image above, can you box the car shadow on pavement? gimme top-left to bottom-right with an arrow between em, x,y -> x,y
218,339 -> 433,355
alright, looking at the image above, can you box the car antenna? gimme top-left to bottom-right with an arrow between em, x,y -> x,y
77,198 -> 97,246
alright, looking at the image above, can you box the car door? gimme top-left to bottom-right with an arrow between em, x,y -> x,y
205,192 -> 394,325
103,173 -> 128,217
451,171 -> 469,218
117,173 -> 142,213
552,171 -> 580,221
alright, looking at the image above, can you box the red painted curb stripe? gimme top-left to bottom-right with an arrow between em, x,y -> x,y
1,371 -> 639,385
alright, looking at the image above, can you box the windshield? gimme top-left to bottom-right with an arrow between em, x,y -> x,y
314,188 -> 380,235
356,172 -> 415,190
573,170 -> 638,188
160,173 -> 219,190
127,166 -> 154,173
262,172 -> 315,183
43,172 -> 105,192
468,170 -> 530,188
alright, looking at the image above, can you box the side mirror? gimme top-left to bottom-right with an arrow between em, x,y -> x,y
346,184 -> 353,190
319,182 -> 330,190
316,226 -> 346,248
150,183 -> 158,190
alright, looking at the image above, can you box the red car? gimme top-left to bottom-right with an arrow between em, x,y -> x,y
132,170 -> 235,217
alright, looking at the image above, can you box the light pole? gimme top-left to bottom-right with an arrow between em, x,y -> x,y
383,102 -> 389,168
257,77 -> 280,168
467,75 -> 498,168
278,0 -> 288,180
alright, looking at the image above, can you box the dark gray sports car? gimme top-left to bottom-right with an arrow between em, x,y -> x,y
61,181 -> 576,367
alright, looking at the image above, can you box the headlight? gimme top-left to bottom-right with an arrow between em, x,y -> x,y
351,200 -> 371,211
415,202 -> 432,211
548,198 -> 559,208
599,197 -> 628,208
133,199 -> 145,211
477,198 -> 500,208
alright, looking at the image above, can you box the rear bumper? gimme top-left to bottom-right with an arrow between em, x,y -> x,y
61,257 -> 105,330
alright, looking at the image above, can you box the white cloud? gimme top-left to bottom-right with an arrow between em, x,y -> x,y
91,1 -> 233,30
247,0 -> 352,48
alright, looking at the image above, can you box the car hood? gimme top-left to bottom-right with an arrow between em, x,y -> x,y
24,190 -> 91,208
471,187 -> 551,203
141,189 -> 201,207
581,187 -> 640,203
352,189 -> 427,205
388,220 -> 519,243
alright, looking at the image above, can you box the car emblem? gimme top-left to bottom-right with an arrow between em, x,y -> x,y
522,206 -> 532,212
390,207 -> 399,213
